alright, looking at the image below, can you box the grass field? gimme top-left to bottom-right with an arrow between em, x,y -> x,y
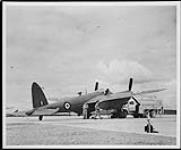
4,115 -> 177,147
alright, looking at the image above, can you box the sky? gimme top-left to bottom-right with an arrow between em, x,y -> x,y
5,3 -> 178,109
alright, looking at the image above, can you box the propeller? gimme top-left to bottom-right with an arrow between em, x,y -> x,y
76,82 -> 99,96
95,82 -> 99,91
129,78 -> 133,91
127,78 -> 166,97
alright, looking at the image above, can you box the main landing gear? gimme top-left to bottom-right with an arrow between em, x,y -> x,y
111,109 -> 128,118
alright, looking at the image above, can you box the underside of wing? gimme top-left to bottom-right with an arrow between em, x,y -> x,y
83,95 -> 104,112
97,97 -> 131,110
85,94 -> 105,105
86,92 -> 131,110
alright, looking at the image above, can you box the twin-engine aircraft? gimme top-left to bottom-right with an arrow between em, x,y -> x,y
25,78 -> 166,120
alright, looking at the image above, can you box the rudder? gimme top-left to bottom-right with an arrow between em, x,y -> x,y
31,82 -> 48,108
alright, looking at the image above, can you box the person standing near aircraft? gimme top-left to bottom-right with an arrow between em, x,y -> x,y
145,111 -> 153,133
83,103 -> 88,119
145,111 -> 158,133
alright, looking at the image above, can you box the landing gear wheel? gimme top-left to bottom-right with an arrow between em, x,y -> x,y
133,114 -> 139,118
86,109 -> 91,119
39,115 -> 43,121
119,109 -> 128,118
111,112 -> 119,118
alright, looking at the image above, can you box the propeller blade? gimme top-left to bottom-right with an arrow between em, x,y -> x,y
129,78 -> 133,91
132,88 -> 167,96
95,82 -> 99,91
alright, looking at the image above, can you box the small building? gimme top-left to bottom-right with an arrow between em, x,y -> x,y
123,96 -> 164,118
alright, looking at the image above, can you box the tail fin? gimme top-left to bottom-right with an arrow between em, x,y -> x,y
31,82 -> 48,108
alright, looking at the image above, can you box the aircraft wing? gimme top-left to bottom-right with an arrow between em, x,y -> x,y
98,95 -> 131,110
86,92 -> 131,110
132,88 -> 167,96
86,95 -> 105,104
87,88 -> 166,110
30,108 -> 60,116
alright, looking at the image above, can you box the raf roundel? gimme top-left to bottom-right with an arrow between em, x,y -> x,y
64,102 -> 71,110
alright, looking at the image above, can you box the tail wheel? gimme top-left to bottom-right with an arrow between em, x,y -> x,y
39,115 -> 43,121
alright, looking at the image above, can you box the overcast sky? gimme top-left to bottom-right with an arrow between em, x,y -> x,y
5,3 -> 177,109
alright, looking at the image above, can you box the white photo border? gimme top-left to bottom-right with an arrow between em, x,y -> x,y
2,1 -> 180,149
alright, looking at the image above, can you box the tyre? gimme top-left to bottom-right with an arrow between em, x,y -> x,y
111,112 -> 119,118
133,114 -> 139,118
119,109 -> 128,118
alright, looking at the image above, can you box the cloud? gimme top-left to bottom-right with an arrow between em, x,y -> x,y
5,5 -> 177,110
96,59 -> 154,85
96,60 -> 177,109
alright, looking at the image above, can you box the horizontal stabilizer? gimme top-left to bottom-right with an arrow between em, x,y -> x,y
133,88 -> 167,96
31,108 -> 59,116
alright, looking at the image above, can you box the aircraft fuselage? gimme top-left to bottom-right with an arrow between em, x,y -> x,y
38,91 -> 104,115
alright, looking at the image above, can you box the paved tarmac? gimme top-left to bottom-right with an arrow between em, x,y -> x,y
4,115 -> 178,147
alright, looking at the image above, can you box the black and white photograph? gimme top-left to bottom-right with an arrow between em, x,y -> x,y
3,1 -> 180,148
